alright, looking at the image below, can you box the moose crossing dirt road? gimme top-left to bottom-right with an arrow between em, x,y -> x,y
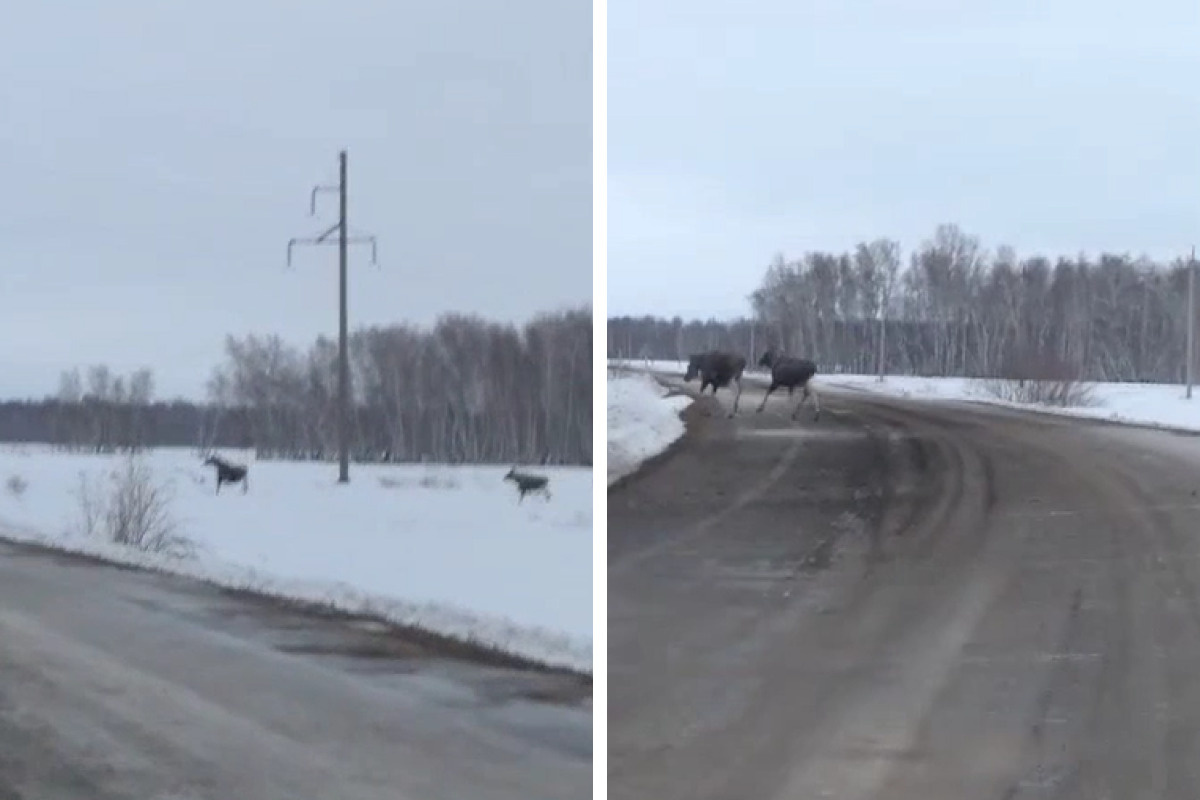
609,374 -> 1200,800
0,542 -> 591,800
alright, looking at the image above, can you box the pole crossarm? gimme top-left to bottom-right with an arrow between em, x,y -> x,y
287,234 -> 378,267
315,221 -> 339,243
287,236 -> 377,267
310,185 -> 338,216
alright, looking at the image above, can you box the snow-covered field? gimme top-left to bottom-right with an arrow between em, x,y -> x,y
611,358 -> 1200,434
608,370 -> 693,486
0,447 -> 592,673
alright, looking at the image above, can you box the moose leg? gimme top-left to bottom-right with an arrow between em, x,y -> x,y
793,385 -> 819,421
756,383 -> 777,413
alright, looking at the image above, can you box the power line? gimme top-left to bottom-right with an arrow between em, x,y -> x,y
286,150 -> 379,483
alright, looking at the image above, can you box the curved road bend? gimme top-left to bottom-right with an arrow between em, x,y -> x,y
0,543 -> 591,800
609,375 -> 1200,800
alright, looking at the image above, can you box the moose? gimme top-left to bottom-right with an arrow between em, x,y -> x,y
683,351 -> 747,416
756,349 -> 821,421
203,454 -> 250,495
503,467 -> 552,503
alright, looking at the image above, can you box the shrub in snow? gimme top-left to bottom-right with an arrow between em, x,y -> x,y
377,472 -> 460,491
983,377 -> 1096,408
5,474 -> 28,497
73,473 -> 103,538
418,471 -> 459,490
982,351 -> 1097,408
72,455 -> 193,557
5,474 -> 27,498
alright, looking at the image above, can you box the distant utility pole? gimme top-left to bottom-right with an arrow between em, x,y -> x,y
287,150 -> 379,484
876,304 -> 888,383
1189,245 -> 1196,400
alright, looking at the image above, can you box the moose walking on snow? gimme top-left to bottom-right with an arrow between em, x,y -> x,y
503,467 -> 551,503
203,454 -> 250,495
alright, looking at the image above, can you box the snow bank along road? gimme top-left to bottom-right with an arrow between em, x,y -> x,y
609,375 -> 1200,800
0,542 -> 591,800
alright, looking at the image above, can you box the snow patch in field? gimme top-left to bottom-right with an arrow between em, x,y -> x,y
0,447 -> 592,673
608,372 -> 693,486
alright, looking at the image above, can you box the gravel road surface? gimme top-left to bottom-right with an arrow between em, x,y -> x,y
0,543 -> 591,800
610,375 -> 1200,800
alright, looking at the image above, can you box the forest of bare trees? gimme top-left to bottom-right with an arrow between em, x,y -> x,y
2,308 -> 592,466
208,308 -> 591,465
609,224 -> 1197,384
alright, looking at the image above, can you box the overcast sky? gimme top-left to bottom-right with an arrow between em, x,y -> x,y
609,0 -> 1200,321
0,0 -> 590,400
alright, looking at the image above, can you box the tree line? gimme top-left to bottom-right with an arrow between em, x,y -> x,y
609,224 -> 1197,384
1,308 -> 592,466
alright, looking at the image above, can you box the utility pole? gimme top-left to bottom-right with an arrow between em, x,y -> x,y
877,310 -> 887,383
1189,245 -> 1196,399
287,150 -> 378,483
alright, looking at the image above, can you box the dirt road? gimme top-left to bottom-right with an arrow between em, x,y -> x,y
0,542 -> 591,800
609,376 -> 1200,800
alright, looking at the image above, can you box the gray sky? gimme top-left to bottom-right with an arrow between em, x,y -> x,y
609,0 -> 1200,320
0,0 -> 590,401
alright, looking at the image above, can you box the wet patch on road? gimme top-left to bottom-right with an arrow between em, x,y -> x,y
0,539 -> 593,714
202,589 -> 594,708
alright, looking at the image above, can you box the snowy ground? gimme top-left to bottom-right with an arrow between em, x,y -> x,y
611,358 -> 1200,434
608,369 -> 694,486
0,446 -> 592,673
